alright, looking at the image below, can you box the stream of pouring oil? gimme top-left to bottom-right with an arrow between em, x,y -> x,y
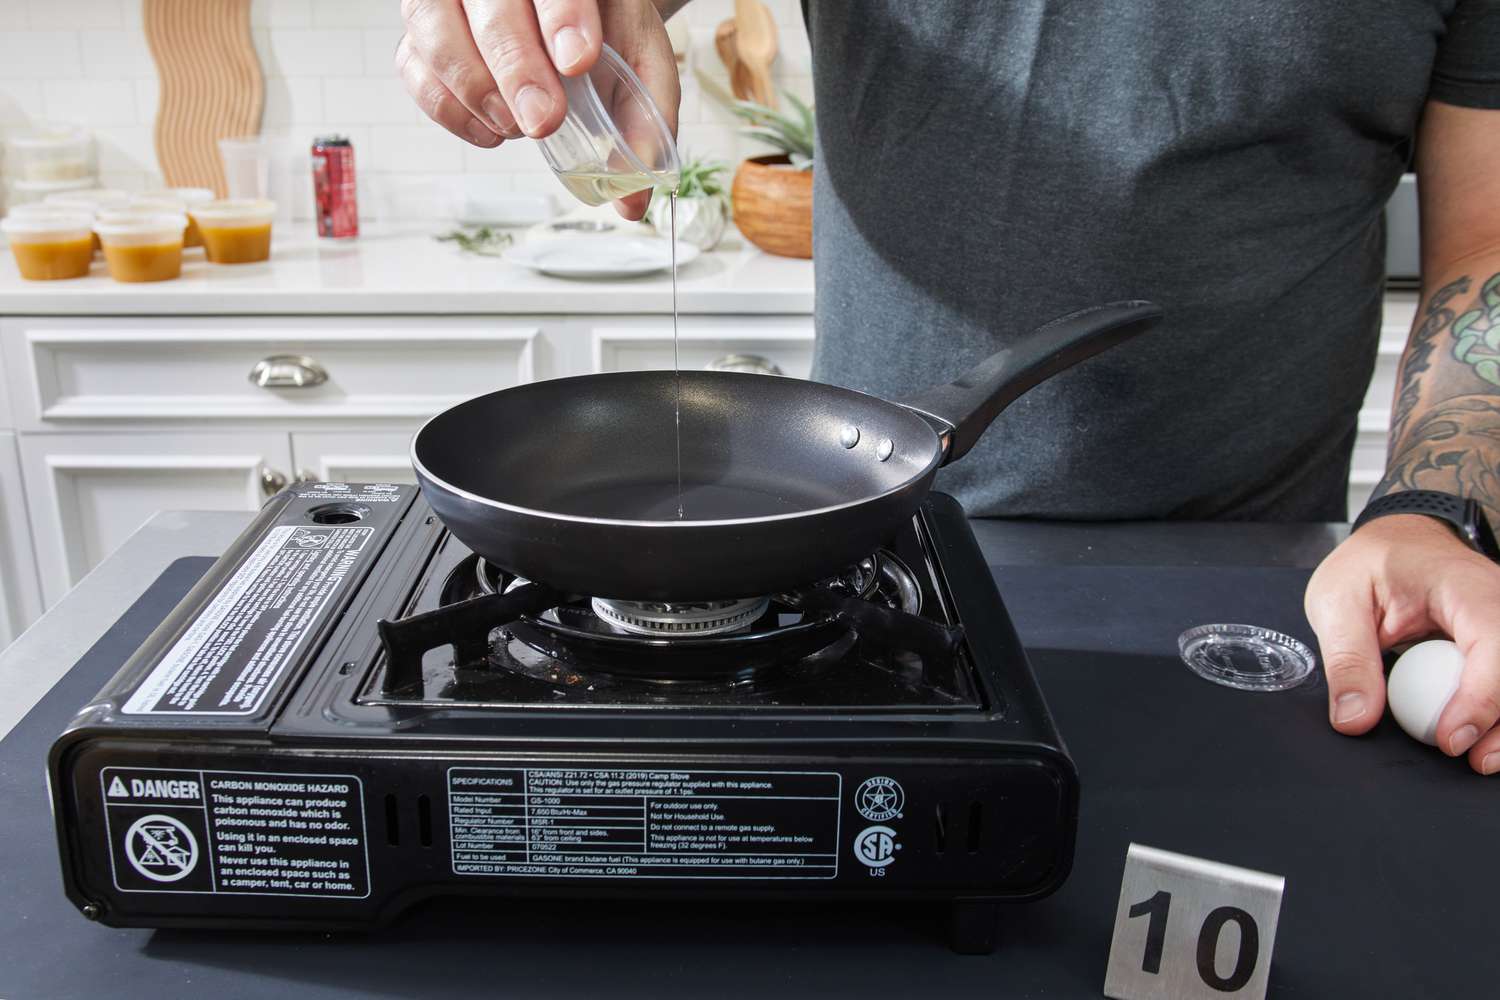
671,189 -> 683,519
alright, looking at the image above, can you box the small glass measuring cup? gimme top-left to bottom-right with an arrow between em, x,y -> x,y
536,43 -> 681,206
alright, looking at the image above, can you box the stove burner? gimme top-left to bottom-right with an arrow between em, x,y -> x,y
590,596 -> 772,636
379,545 -> 962,695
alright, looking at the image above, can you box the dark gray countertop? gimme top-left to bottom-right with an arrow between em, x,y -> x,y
4,512 -> 1494,1000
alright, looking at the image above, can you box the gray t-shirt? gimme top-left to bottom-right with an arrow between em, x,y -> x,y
803,1 -> 1500,520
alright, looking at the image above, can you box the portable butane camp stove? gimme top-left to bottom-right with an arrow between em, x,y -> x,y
49,484 -> 1077,953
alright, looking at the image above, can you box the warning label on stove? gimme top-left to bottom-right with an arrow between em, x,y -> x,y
122,524 -> 374,715
448,768 -> 840,880
101,767 -> 369,898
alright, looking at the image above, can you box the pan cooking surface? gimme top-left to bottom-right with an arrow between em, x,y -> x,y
536,477 -> 849,521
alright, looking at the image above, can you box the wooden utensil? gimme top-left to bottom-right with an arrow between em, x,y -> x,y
715,17 -> 742,94
143,0 -> 263,194
733,0 -> 778,107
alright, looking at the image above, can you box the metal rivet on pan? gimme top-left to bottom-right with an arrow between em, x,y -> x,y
876,438 -> 894,461
840,425 -> 860,448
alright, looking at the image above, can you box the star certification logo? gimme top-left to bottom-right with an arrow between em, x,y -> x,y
854,775 -> 904,822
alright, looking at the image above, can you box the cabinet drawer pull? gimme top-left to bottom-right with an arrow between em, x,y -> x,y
706,353 -> 783,376
250,354 -> 329,389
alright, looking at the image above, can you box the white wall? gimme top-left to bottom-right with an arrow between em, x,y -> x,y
0,0 -> 813,214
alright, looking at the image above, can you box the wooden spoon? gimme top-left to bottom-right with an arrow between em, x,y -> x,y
733,0 -> 778,107
715,17 -> 740,84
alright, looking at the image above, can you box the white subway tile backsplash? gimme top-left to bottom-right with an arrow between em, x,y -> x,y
24,0 -> 123,31
461,137 -> 549,173
323,75 -> 421,125
98,167 -> 160,191
92,123 -> 157,172
133,76 -> 159,121
0,31 -> 84,80
312,0 -> 403,29
251,0 -> 314,29
0,80 -> 45,127
363,27 -> 400,76
263,76 -> 324,126
42,78 -> 137,126
370,123 -> 463,172
79,28 -> 156,79
265,28 -> 365,77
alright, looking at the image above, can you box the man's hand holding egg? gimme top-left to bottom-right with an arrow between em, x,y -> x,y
1305,513 -> 1500,775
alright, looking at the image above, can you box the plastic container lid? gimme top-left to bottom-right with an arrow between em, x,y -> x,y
119,197 -> 191,216
94,211 -> 188,246
537,43 -> 680,203
189,198 -> 276,226
5,125 -> 90,153
44,187 -> 131,214
137,187 -> 215,207
1178,624 -> 1317,692
8,177 -> 97,205
1,209 -> 94,243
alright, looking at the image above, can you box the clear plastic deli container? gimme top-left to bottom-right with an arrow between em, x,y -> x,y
94,211 -> 187,283
5,126 -> 93,182
536,43 -> 681,206
189,199 -> 275,263
45,188 -> 132,251
1,209 -> 95,280
134,188 -> 214,246
9,176 -> 98,207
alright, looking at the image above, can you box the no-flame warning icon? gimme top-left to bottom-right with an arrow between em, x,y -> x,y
124,814 -> 199,882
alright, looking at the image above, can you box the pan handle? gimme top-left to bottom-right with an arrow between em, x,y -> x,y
896,300 -> 1163,465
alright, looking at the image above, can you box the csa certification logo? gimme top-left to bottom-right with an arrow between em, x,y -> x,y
124,814 -> 199,882
854,775 -> 904,822
854,825 -> 900,868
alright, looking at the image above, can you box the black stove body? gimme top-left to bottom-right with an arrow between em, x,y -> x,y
49,485 -> 1078,953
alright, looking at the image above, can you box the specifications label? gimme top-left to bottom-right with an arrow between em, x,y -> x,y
101,767 -> 370,898
123,524 -> 374,715
448,768 -> 841,880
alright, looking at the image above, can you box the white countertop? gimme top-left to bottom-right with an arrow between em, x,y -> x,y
0,223 -> 814,316
0,510 -> 250,741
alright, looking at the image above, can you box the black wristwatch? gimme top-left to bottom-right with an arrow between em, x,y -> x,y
1352,489 -> 1500,561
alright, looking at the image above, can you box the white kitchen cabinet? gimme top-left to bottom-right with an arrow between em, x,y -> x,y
0,433 -> 43,648
591,316 -> 815,377
1345,293 -> 1413,515
290,430 -> 419,485
18,430 -> 295,605
1,316 -> 539,428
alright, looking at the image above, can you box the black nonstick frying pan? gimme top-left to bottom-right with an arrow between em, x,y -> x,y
412,300 -> 1162,601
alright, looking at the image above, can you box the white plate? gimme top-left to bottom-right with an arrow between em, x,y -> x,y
503,235 -> 699,278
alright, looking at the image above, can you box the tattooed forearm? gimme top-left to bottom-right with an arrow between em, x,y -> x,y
1375,267 -> 1500,523
1389,276 -> 1469,443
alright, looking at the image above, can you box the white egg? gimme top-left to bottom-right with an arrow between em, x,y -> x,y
1386,639 -> 1465,746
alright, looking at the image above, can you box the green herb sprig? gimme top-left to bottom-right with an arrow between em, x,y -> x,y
435,226 -> 514,256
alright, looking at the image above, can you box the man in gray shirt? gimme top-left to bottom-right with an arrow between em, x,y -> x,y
396,0 -> 1500,776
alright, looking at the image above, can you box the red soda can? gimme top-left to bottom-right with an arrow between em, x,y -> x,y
311,135 -> 359,238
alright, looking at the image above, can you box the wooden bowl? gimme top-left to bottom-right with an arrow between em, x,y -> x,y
731,154 -> 812,259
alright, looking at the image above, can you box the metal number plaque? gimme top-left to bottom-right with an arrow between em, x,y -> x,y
1103,843 -> 1285,1000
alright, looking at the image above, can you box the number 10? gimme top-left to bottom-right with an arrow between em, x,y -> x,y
1128,890 -> 1260,992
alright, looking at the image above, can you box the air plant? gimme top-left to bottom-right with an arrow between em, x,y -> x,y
730,92 -> 815,170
